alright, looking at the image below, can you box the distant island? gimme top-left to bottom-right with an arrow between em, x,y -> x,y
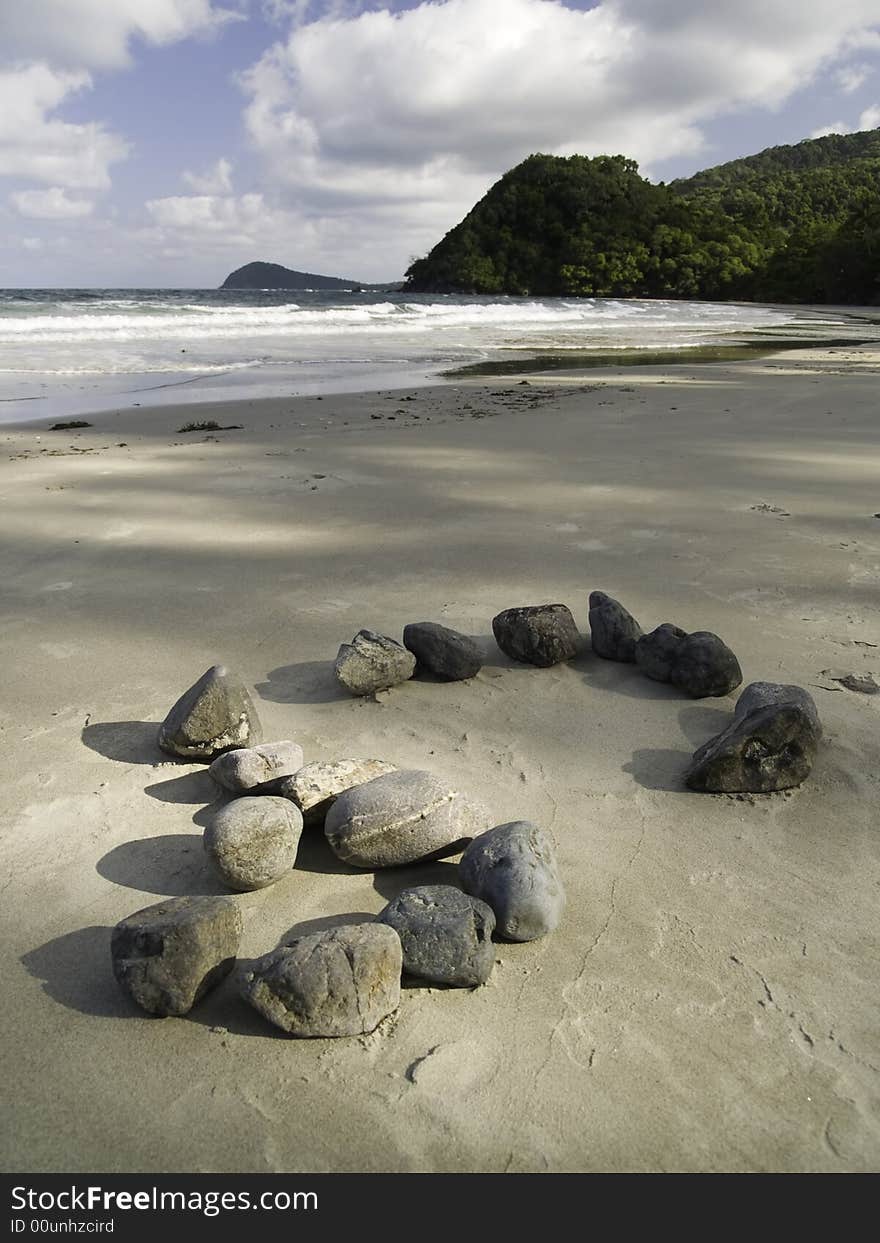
221,261 -> 361,290
404,128 -> 880,304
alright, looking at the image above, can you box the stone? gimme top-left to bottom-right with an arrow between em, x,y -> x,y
111,895 -> 241,1017
273,758 -> 397,825
377,885 -> 496,987
670,631 -> 742,698
334,629 -> 415,696
459,821 -> 564,942
685,683 -> 821,793
242,923 -> 402,1037
325,769 -> 489,868
735,681 -> 822,733
158,665 -> 261,761
588,590 -> 642,662
204,796 -> 303,891
634,623 -> 687,681
403,622 -> 482,681
209,740 -> 304,793
492,604 -> 581,667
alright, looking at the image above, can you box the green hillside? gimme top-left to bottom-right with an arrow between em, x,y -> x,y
403,130 -> 880,303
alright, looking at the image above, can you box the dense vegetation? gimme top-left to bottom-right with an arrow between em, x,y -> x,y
403,129 -> 880,303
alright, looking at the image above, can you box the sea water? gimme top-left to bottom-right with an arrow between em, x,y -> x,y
0,288 -> 870,423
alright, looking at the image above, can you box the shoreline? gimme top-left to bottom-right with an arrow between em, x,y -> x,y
2,346 -> 879,1172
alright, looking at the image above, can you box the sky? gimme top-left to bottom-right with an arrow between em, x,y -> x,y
1,0 -> 880,288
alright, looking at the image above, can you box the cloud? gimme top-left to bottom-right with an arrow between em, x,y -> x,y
836,62 -> 872,92
145,191 -> 266,246
182,157 -> 234,194
810,121 -> 850,137
10,186 -> 94,218
0,1 -> 242,71
0,64 -> 129,189
809,102 -> 880,138
231,0 -> 880,277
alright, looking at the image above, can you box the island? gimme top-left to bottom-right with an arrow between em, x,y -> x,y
221,261 -> 362,291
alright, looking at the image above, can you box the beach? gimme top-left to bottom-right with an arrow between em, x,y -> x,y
1,344 -> 879,1173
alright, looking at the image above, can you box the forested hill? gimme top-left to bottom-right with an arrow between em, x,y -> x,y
403,129 -> 880,303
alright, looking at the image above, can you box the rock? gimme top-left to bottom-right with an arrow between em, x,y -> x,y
274,758 -> 397,825
111,895 -> 241,1016
634,623 -> 687,681
588,591 -> 642,662
635,626 -> 742,697
158,665 -> 261,761
403,622 -> 482,680
209,740 -> 304,793
685,683 -> 821,793
204,796 -> 303,890
242,923 -> 402,1037
459,821 -> 564,942
670,631 -> 742,698
377,885 -> 496,986
735,681 -> 822,733
334,629 -> 416,695
325,769 -> 489,868
492,604 -> 581,667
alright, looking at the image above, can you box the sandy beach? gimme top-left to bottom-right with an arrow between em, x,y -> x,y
1,345 -> 878,1173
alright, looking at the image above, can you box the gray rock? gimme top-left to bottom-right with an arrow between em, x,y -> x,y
111,895 -> 241,1016
158,665 -> 261,761
274,758 -> 397,825
735,681 -> 822,734
634,623 -> 687,681
588,591 -> 643,662
377,885 -> 495,986
403,622 -> 482,681
492,604 -> 581,667
242,922 -> 402,1037
325,769 -> 489,868
334,629 -> 416,695
670,630 -> 742,698
209,740 -> 304,793
459,821 -> 564,942
685,682 -> 821,792
204,796 -> 303,890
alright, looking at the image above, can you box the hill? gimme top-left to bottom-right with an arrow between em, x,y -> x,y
221,261 -> 360,290
403,130 -> 880,303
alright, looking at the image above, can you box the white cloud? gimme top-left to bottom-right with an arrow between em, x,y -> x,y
182,157 -> 234,194
0,1 -> 242,71
145,192 -> 266,246
836,62 -> 871,92
810,102 -> 880,138
0,64 -> 129,189
811,121 -> 850,137
10,186 -> 94,219
232,0 -> 880,278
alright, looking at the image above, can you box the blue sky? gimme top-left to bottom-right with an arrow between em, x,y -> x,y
1,0 -> 879,287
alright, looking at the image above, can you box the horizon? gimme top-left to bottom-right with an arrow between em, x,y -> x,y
2,1 -> 880,287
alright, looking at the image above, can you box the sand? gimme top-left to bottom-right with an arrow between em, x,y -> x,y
1,346 -> 878,1173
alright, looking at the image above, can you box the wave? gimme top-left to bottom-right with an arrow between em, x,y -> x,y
0,296 -> 789,346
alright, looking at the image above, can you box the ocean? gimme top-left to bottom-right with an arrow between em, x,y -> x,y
0,287 -> 874,423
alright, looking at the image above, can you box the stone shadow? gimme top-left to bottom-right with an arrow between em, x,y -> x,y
255,660 -> 350,705
96,833 -> 226,897
678,702 -> 731,747
21,926 -> 138,1020
144,768 -> 216,804
580,658 -> 683,702
81,720 -> 163,765
623,748 -> 690,792
371,858 -> 462,903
